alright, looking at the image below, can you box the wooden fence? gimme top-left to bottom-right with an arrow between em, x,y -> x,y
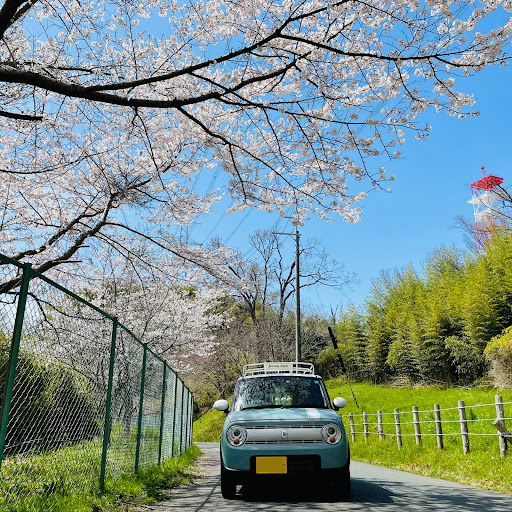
347,394 -> 512,458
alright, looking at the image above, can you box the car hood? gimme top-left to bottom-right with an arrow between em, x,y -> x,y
225,407 -> 341,425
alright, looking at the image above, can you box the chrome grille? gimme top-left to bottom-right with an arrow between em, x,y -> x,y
245,439 -> 324,445
245,424 -> 324,443
246,424 -> 325,430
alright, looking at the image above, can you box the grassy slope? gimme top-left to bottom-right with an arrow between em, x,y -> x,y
194,380 -> 512,494
194,406 -> 226,442
1,443 -> 201,512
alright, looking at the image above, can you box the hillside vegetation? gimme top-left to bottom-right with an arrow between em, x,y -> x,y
194,381 -> 512,494
319,233 -> 512,388
193,233 -> 512,418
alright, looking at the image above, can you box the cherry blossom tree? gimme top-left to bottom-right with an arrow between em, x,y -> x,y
49,247 -> 227,363
89,272 -> 228,366
19,246 -> 228,431
0,0 -> 511,286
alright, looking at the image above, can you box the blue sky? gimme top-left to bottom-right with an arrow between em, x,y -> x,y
128,4 -> 512,318
182,60 -> 512,317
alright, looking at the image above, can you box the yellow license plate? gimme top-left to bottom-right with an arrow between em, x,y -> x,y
255,456 -> 287,474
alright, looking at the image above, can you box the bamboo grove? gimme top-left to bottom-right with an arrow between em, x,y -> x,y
324,233 -> 512,387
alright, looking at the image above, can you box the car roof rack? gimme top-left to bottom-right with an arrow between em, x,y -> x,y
243,362 -> 315,376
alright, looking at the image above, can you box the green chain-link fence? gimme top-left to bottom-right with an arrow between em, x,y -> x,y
0,254 -> 194,511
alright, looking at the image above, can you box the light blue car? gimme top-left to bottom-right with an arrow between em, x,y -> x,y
213,362 -> 350,500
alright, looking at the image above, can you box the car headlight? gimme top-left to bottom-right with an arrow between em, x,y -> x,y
227,425 -> 247,447
321,423 -> 342,445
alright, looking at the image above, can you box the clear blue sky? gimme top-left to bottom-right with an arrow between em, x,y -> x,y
181,62 -> 512,317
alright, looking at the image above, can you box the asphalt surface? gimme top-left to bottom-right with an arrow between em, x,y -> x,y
149,442 -> 512,511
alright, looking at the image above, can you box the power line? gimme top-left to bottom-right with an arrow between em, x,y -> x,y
224,209 -> 252,244
201,209 -> 228,244
205,167 -> 220,195
242,208 -> 293,259
188,167 -> 221,241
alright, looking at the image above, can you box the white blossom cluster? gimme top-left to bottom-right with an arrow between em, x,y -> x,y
0,0 -> 510,281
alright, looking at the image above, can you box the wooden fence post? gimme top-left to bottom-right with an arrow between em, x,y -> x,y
363,412 -> 369,441
349,413 -> 356,443
412,406 -> 421,445
394,408 -> 402,450
495,394 -> 508,458
458,400 -> 470,454
434,404 -> 443,450
377,410 -> 385,440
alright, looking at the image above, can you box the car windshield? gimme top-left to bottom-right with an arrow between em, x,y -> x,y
233,376 -> 328,411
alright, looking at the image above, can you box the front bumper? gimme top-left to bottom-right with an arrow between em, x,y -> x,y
221,454 -> 349,484
221,439 -> 349,472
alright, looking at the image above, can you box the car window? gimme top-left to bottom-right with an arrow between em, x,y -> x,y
233,376 -> 328,411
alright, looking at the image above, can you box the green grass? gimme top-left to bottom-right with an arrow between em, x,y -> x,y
70,444 -> 200,512
0,423 -> 200,512
324,380 -> 510,417
195,380 -> 512,494
193,407 -> 226,442
324,380 -> 512,494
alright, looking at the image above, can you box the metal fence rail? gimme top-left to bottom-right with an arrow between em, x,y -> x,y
0,254 -> 194,511
346,396 -> 511,456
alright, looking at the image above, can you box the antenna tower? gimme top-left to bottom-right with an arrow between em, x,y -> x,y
468,167 -> 504,251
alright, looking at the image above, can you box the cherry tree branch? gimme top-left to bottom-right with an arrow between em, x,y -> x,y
0,108 -> 42,120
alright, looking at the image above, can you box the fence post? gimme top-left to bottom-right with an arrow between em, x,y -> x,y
182,388 -> 189,454
100,317 -> 118,489
187,393 -> 192,449
394,408 -> 402,450
349,413 -> 356,442
134,344 -> 148,473
434,404 -> 444,450
171,373 -> 179,457
495,395 -> 507,458
0,263 -> 32,470
179,382 -> 185,455
188,391 -> 193,448
158,362 -> 168,466
189,394 -> 194,448
363,412 -> 369,441
458,400 -> 470,454
187,389 -> 192,450
377,410 -> 385,440
412,406 -> 421,445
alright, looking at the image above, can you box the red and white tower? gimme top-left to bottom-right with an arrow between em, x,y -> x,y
468,167 -> 504,251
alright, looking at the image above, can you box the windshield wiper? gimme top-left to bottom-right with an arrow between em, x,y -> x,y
239,404 -> 275,410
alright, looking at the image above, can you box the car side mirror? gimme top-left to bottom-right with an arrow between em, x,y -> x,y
213,399 -> 230,413
333,397 -> 347,411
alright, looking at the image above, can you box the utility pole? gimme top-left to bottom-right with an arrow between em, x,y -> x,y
273,225 -> 301,362
294,225 -> 301,363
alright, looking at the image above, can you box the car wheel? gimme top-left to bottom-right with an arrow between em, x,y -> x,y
325,465 -> 351,501
220,461 -> 237,499
326,445 -> 351,501
340,444 -> 351,500
339,464 -> 351,501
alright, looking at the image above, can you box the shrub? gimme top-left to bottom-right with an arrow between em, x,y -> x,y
485,326 -> 512,387
444,336 -> 486,386
315,347 -> 340,379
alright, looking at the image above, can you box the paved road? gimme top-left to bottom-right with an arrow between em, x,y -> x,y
150,442 -> 511,511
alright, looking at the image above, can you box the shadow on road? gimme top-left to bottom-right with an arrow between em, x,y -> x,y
157,474 -> 511,512
224,477 -> 511,511
351,478 -> 395,504
234,477 -> 394,505
350,478 -> 512,511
